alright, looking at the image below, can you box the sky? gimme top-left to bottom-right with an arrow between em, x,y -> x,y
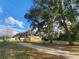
0,0 -> 33,36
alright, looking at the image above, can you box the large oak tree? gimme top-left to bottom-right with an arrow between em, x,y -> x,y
25,0 -> 79,45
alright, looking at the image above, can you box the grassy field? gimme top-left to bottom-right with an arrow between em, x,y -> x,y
0,42 -> 66,59
32,40 -> 79,52
1,38 -> 79,53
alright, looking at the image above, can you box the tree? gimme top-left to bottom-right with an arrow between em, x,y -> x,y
4,27 -> 13,41
25,0 -> 56,43
25,0 -> 79,45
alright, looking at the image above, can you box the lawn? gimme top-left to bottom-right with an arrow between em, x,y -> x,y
1,38 -> 79,52
0,42 -> 66,59
32,40 -> 79,52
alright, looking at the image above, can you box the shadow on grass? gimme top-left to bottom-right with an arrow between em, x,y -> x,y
0,42 -> 67,59
32,42 -> 79,52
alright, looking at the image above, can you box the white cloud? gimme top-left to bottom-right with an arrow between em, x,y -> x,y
6,17 -> 25,28
0,25 -> 26,36
0,7 -> 3,13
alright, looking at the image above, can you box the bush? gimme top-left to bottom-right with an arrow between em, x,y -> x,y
42,37 -> 49,41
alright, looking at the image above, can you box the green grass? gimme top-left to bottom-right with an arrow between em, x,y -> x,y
42,40 -> 79,45
33,40 -> 79,52
0,39 -> 4,42
0,42 -> 66,59
0,42 -> 33,59
0,38 -> 20,43
42,40 -> 68,44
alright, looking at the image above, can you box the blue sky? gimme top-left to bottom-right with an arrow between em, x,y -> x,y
0,0 -> 33,36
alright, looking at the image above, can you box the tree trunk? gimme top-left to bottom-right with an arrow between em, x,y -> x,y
68,33 -> 74,45
61,15 -> 74,45
65,26 -> 74,45
69,40 -> 74,45
49,39 -> 53,43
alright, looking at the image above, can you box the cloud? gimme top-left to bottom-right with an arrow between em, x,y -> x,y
0,7 -> 3,13
0,25 -> 26,36
6,17 -> 25,28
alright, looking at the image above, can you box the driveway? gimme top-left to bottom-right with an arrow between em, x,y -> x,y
18,43 -> 79,59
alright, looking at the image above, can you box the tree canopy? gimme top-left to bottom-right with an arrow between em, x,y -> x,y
25,0 -> 79,45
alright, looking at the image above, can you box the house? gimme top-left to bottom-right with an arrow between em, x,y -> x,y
13,33 -> 42,43
26,35 -> 42,43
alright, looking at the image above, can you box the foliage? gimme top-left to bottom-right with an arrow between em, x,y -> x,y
25,0 -> 79,45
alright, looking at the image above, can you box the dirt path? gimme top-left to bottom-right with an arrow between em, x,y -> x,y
18,43 -> 79,59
